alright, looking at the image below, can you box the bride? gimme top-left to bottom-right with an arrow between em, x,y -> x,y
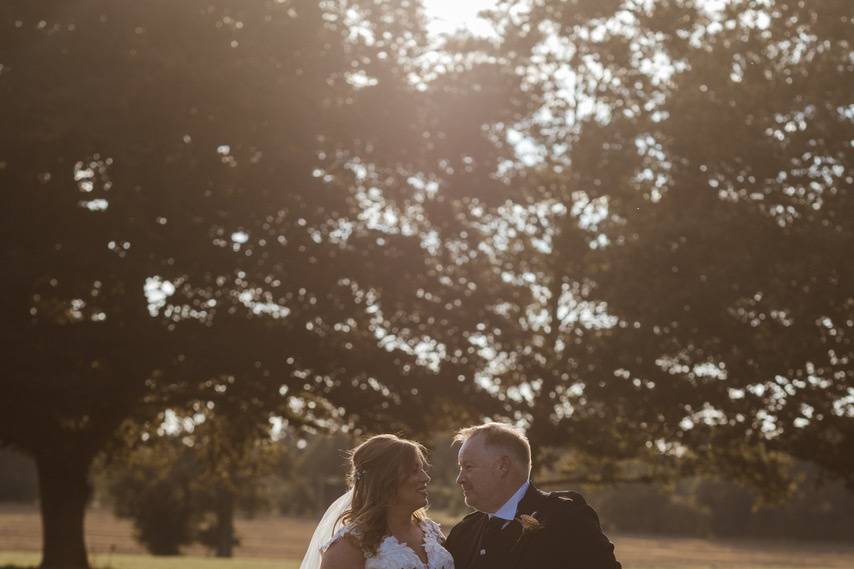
300,434 -> 455,569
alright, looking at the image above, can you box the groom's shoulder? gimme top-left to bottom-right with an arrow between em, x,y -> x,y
450,510 -> 484,532
538,489 -> 598,521
545,489 -> 587,506
538,488 -> 617,540
458,510 -> 485,524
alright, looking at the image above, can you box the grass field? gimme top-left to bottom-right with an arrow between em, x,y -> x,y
0,552 -> 296,569
2,505 -> 853,569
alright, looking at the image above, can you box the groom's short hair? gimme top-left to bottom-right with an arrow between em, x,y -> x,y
454,423 -> 532,474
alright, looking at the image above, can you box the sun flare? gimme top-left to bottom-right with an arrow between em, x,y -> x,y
421,0 -> 496,37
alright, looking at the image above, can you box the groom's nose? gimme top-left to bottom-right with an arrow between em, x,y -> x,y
455,470 -> 464,485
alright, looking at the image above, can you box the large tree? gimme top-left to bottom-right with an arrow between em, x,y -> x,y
466,0 -> 853,491
0,1 -> 523,567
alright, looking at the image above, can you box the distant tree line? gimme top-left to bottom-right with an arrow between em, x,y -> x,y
584,469 -> 854,542
3,437 -> 853,549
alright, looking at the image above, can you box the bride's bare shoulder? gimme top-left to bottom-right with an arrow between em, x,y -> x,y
320,533 -> 365,569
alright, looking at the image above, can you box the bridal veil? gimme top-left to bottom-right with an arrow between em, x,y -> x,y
299,490 -> 353,569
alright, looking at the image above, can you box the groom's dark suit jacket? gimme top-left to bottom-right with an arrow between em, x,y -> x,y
445,484 -> 621,569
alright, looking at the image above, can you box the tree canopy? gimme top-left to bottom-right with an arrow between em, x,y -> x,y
458,0 -> 853,491
1,1 -> 517,566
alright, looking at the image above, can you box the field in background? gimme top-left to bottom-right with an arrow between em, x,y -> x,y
0,552 -> 298,569
0,505 -> 310,560
2,505 -> 854,568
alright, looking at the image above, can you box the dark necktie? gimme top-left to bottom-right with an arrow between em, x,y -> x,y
487,515 -> 506,534
479,516 -> 507,562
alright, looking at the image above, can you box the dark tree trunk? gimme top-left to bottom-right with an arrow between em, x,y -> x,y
213,487 -> 236,558
36,451 -> 93,569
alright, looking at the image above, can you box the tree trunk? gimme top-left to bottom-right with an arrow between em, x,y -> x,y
213,487 -> 236,558
36,451 -> 92,569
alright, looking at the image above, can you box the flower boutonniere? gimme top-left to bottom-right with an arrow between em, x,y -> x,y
515,511 -> 544,539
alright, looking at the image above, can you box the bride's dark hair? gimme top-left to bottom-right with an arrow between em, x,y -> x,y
338,434 -> 429,555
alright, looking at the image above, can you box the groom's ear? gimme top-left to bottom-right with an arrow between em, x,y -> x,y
496,454 -> 512,477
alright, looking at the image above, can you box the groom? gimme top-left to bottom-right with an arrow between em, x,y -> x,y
444,423 -> 621,569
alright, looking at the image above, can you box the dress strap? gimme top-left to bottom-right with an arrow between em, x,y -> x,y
421,518 -> 445,541
321,524 -> 354,554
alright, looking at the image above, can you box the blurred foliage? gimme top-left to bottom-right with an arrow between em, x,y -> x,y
463,0 -> 854,495
103,411 -> 281,556
272,432 -> 352,516
0,1 -> 511,566
584,464 -> 854,542
0,449 -> 38,502
106,438 -> 199,555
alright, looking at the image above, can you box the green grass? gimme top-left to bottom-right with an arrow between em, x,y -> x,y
0,552 -> 299,569
0,554 -> 715,569
3,551 -> 853,569
1,552 -> 850,569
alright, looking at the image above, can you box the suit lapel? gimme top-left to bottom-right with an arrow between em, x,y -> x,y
514,483 -> 546,519
506,484 -> 548,568
467,512 -> 490,569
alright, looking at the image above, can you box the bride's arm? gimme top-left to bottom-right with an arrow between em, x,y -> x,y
319,536 -> 365,569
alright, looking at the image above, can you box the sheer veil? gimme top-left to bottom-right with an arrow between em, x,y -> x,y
299,489 -> 353,569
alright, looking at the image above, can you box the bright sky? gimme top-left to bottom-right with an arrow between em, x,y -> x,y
422,0 -> 495,37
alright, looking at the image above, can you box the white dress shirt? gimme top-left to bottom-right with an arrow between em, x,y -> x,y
490,480 -> 530,521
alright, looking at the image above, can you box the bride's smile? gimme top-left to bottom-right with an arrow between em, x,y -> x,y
394,460 -> 432,510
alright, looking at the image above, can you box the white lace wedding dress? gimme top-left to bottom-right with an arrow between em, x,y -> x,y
322,518 -> 455,569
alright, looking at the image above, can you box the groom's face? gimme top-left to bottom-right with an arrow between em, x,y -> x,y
456,435 -> 505,513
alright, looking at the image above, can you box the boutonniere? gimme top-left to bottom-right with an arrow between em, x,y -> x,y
515,511 -> 544,538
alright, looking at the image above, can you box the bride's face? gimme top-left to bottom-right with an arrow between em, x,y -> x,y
392,457 -> 431,512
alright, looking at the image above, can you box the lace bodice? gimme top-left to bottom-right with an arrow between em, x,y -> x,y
322,518 -> 455,569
